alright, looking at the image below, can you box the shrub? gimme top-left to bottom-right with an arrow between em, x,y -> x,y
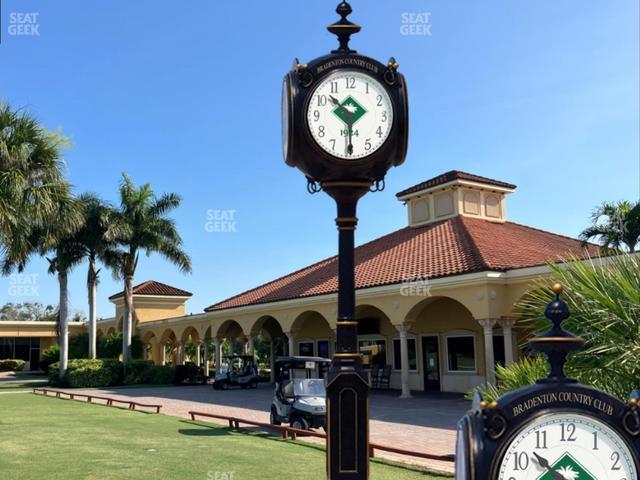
68,332 -> 144,360
40,345 -> 60,373
0,359 -> 26,371
143,365 -> 176,385
48,359 -> 123,388
123,360 -> 154,385
174,363 -> 201,384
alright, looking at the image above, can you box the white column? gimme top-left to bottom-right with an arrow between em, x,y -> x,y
177,341 -> 185,365
247,336 -> 255,357
396,324 -> 412,399
500,319 -> 517,366
159,342 -> 166,366
195,341 -> 202,366
214,337 -> 222,372
287,332 -> 295,356
270,339 -> 276,383
479,319 -> 497,385
203,341 -> 210,377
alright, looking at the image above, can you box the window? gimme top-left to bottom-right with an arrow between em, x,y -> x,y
392,338 -> 417,371
317,340 -> 329,359
446,336 -> 476,372
358,339 -> 387,368
493,335 -> 506,367
298,341 -> 314,357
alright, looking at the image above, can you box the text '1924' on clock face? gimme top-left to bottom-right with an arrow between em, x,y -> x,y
498,412 -> 637,480
306,70 -> 394,160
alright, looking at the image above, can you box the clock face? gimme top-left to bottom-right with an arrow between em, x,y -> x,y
306,70 -> 393,160
498,412 -> 637,480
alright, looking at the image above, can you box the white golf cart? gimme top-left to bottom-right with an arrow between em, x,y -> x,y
212,354 -> 260,390
269,356 -> 331,430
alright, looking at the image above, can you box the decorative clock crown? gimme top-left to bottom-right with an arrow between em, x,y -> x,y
327,1 -> 361,53
529,284 -> 585,383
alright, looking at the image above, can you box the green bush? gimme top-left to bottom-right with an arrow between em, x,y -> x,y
48,359 -> 123,388
123,360 -> 154,385
174,363 -> 201,384
143,365 -> 176,384
40,345 -> 60,373
0,359 -> 26,371
67,332 -> 144,360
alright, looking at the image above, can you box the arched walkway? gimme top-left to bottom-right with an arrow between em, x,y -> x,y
290,311 -> 334,358
249,315 -> 287,383
160,328 -> 178,366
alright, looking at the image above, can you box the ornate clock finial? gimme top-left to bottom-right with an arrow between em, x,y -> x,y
529,284 -> 585,383
327,1 -> 361,53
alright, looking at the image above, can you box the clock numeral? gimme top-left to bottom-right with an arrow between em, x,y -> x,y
317,95 -> 327,107
560,423 -> 577,442
513,452 -> 529,471
381,111 -> 387,122
318,126 -> 325,138
611,451 -> 622,470
365,139 -> 372,151
329,139 -> 336,151
535,430 -> 548,449
330,81 -> 338,94
376,126 -> 383,139
345,77 -> 356,89
592,431 -> 598,450
365,82 -> 369,94
376,94 -> 383,107
313,110 -> 320,122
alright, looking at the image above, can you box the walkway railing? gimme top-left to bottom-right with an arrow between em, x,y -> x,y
188,410 -> 455,463
32,388 -> 162,413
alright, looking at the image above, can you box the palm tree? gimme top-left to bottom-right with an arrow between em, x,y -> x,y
579,200 -> 640,253
110,174 -> 191,363
70,193 -> 123,359
0,101 -> 80,271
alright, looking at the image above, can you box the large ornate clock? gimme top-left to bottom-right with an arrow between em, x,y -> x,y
281,3 -> 409,479
455,285 -> 640,480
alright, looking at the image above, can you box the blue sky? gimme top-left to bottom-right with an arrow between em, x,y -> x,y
0,0 -> 638,319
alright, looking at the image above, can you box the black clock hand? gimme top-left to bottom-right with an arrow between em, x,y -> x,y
532,452 -> 566,480
329,96 -> 354,155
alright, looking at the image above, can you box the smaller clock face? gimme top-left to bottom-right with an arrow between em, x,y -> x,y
306,70 -> 394,160
498,412 -> 637,480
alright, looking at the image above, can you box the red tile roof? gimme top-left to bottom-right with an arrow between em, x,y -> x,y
396,170 -> 517,198
205,216 -> 597,311
109,280 -> 192,300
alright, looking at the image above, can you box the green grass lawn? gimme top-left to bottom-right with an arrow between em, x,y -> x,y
0,393 -> 451,479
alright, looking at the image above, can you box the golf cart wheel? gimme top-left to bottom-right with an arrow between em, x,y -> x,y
220,381 -> 229,391
290,416 -> 309,431
249,380 -> 257,389
270,407 -> 281,426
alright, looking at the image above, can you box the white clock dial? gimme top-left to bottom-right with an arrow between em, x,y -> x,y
306,70 -> 393,160
498,412 -> 637,480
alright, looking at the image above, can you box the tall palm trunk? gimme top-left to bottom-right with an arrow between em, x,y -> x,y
122,274 -> 134,363
87,256 -> 98,359
58,271 -> 69,380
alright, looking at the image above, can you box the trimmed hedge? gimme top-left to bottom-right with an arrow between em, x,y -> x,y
48,359 -> 177,388
0,359 -> 26,371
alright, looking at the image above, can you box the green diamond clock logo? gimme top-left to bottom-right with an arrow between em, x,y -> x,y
332,96 -> 367,125
536,453 -> 595,480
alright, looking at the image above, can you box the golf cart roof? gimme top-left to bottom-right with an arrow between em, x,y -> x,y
275,356 -> 331,365
222,354 -> 254,360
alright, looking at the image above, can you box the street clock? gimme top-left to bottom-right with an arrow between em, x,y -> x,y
455,285 -> 640,480
282,2 -> 408,184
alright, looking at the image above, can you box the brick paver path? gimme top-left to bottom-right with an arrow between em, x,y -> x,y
61,384 -> 466,473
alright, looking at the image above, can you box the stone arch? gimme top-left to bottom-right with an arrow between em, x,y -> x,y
249,315 -> 285,338
141,331 -> 157,362
107,327 -> 116,335
160,328 -> 179,365
216,320 -> 246,355
290,310 -> 334,357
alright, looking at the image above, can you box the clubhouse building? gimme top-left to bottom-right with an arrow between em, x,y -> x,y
91,171 -> 596,395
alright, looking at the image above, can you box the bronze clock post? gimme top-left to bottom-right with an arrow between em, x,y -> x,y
282,3 -> 409,479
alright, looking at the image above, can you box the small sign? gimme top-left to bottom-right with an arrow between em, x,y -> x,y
305,361 -> 315,369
